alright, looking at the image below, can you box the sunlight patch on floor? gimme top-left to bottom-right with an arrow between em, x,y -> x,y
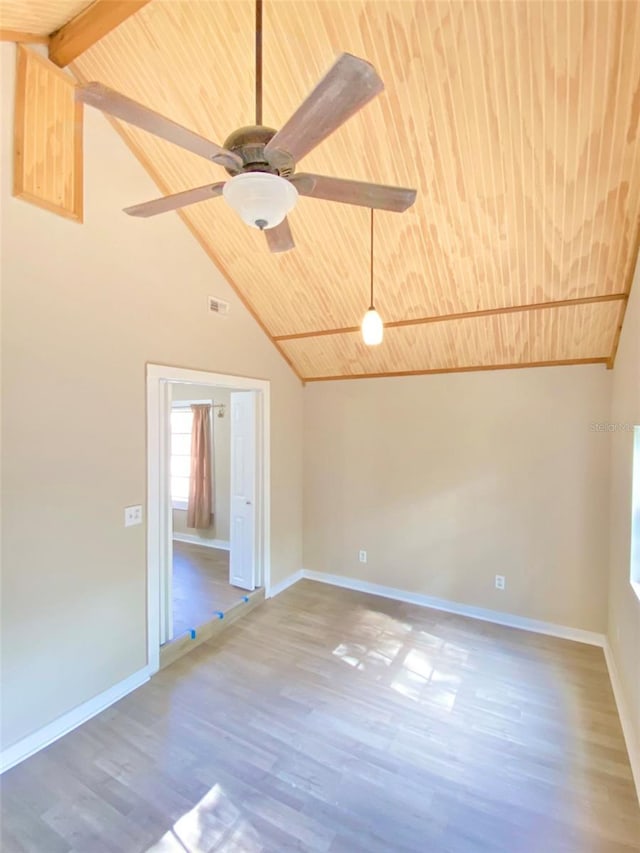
145,784 -> 261,852
332,618 -> 464,710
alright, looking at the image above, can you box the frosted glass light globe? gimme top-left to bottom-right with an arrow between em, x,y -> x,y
222,172 -> 298,230
361,307 -> 384,346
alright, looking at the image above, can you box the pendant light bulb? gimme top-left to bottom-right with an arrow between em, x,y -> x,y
362,208 -> 384,346
361,306 -> 384,345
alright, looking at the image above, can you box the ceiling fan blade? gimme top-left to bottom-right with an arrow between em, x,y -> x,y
77,83 -> 242,171
265,217 -> 295,253
265,53 -> 383,163
287,174 -> 316,194
292,173 -> 417,213
124,183 -> 225,218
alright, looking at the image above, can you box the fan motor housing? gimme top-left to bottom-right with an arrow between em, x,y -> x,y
222,125 -> 295,178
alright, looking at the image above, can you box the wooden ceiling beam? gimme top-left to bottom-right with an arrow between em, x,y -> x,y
273,294 -> 628,342
304,358 -> 610,383
49,0 -> 151,67
1,30 -> 49,44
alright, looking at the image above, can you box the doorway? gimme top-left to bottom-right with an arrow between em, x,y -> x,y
147,365 -> 271,674
169,383 -> 233,639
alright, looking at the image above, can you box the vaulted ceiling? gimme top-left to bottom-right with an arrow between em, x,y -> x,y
2,0 -> 640,381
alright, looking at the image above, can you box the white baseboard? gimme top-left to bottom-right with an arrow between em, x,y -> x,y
604,641 -> 640,803
0,666 -> 150,775
300,570 -> 606,647
172,533 -> 230,551
267,569 -> 304,599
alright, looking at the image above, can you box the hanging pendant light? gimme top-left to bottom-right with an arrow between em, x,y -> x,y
361,208 -> 384,345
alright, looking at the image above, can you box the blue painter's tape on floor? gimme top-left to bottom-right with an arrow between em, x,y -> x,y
190,629 -> 196,639
213,611 -> 224,619
242,596 -> 249,603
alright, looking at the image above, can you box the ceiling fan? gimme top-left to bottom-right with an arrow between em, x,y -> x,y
76,0 -> 417,253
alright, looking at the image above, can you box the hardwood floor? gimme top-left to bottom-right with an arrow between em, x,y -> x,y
171,541 -> 246,640
2,580 -> 639,853
160,588 -> 265,671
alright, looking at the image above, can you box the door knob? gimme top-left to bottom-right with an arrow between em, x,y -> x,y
246,500 -> 252,505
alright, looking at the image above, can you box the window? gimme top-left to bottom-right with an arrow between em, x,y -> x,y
170,408 -> 193,510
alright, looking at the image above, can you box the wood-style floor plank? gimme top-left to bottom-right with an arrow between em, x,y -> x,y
172,542 -> 244,639
1,580 -> 638,852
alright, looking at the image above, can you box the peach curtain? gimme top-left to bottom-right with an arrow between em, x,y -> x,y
187,404 -> 213,529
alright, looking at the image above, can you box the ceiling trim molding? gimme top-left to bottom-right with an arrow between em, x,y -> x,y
274,294 -> 628,342
49,0 -> 152,67
607,224 -> 640,369
69,64 -> 303,383
0,29 -> 49,44
303,358 -> 609,383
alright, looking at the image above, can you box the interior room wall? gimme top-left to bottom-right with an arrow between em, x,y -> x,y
607,257 -> 640,779
0,43 -> 303,750
170,384 -> 231,546
303,364 -> 612,633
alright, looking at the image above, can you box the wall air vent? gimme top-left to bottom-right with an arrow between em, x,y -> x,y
208,296 -> 230,316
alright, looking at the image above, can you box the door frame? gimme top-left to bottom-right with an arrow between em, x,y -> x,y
146,363 -> 271,675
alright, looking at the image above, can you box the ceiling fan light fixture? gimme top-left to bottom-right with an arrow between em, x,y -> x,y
222,172 -> 298,230
362,307 -> 384,345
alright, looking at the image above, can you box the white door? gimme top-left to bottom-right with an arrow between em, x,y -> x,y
160,382 -> 173,644
229,391 -> 257,590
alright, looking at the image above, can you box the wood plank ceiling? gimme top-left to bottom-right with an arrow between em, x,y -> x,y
6,0 -> 640,380
0,1 -> 92,35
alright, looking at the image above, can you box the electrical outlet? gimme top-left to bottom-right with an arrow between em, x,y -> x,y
124,505 -> 143,527
495,574 -> 505,590
359,550 -> 367,563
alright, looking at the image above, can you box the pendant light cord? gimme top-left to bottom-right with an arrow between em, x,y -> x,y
256,0 -> 263,126
369,208 -> 375,310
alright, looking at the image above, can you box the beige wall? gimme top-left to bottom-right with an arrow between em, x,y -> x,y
170,384 -> 231,544
607,257 -> 640,775
0,43 -> 303,749
304,365 -> 612,632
